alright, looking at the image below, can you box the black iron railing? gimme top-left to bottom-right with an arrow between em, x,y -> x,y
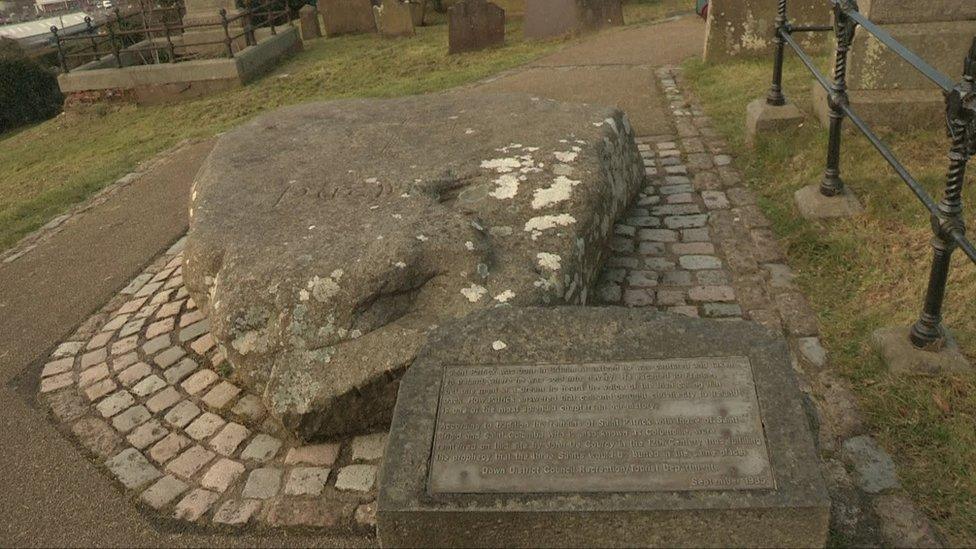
766,0 -> 976,351
51,0 -> 292,71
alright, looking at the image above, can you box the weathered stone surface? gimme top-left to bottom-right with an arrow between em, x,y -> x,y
448,0 -> 505,54
704,0 -> 829,62
185,94 -> 644,439
745,98 -> 804,145
860,0 -> 976,24
812,2 -> 976,130
794,185 -> 864,220
524,0 -> 622,40
319,0 -> 376,35
378,307 -> 830,547
840,435 -> 901,494
873,494 -> 944,548
299,4 -> 322,40
373,0 -> 415,37
871,325 -> 972,374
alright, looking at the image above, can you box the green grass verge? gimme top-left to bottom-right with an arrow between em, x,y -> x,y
684,56 -> 976,546
0,0 -> 686,253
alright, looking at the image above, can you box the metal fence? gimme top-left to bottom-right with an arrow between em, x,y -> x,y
765,0 -> 976,351
50,0 -> 292,71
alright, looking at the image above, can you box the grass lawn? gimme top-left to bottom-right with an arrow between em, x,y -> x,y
685,56 -> 976,546
0,0 -> 688,253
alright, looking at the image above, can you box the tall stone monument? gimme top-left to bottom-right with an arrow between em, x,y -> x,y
703,0 -> 830,63
813,0 -> 976,129
523,0 -> 622,40
377,308 -> 830,547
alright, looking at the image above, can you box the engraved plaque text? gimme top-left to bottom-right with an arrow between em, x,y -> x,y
428,357 -> 774,494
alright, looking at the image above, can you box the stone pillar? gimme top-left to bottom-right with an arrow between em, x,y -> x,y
812,1 -> 976,130
703,0 -> 830,63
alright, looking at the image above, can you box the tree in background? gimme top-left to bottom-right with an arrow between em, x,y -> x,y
0,37 -> 64,133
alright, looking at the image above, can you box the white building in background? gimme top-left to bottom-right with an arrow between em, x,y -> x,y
33,0 -> 82,13
0,10 -> 89,47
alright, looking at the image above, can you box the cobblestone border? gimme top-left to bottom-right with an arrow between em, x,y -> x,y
606,66 -> 940,547
37,237 -> 380,532
0,139 -> 203,266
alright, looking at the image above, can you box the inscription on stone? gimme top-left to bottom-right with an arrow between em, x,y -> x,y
428,357 -> 774,493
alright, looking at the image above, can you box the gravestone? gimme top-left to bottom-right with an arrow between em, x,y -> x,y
703,0 -> 829,63
406,0 -> 426,27
299,4 -> 322,39
184,94 -> 645,440
812,0 -> 976,130
319,0 -> 376,36
180,0 -> 245,56
448,0 -> 505,54
374,0 -> 415,37
524,0 -> 622,40
377,307 -> 830,547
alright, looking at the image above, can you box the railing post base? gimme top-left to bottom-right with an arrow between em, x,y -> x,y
745,97 -> 804,146
793,184 -> 863,220
872,326 -> 972,374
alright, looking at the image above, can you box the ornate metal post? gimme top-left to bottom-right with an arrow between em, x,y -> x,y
50,26 -> 68,73
85,16 -> 98,60
164,21 -> 176,62
821,0 -> 858,197
766,0 -> 789,106
909,39 -> 976,350
107,21 -> 123,68
220,8 -> 234,58
269,0 -> 278,36
243,0 -> 255,47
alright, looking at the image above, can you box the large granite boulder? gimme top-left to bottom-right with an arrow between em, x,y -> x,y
184,93 -> 644,440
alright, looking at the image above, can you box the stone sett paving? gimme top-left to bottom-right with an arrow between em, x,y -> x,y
593,67 -> 809,334
38,238 -> 381,532
35,66 -> 938,544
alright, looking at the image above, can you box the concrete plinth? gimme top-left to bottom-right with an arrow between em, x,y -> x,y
871,326 -> 972,374
377,308 -> 830,548
746,97 -> 805,145
794,184 -> 862,220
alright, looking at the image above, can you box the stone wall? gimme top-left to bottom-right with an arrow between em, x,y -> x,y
703,0 -> 830,63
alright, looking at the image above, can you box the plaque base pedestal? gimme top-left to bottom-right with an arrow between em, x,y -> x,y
377,307 -> 830,548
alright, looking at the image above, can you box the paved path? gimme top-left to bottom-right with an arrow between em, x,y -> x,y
474,15 -> 704,136
0,16 -> 706,546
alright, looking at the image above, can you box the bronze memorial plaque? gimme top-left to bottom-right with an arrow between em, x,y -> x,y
428,357 -> 775,494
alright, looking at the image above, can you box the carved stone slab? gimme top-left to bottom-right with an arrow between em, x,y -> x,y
377,307 -> 830,548
429,358 -> 774,494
